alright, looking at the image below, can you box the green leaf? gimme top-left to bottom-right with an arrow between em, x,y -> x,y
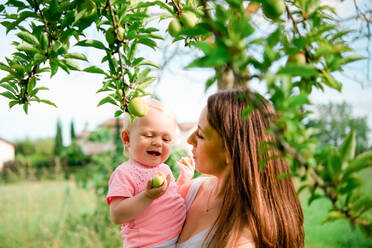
64,52 -> 88,61
50,59 -> 59,76
97,96 -> 117,107
343,150 -> 372,178
9,100 -> 19,109
0,83 -> 17,94
139,61 -> 159,68
339,177 -> 361,194
27,77 -> 36,93
16,31 -> 40,46
267,26 -> 281,47
338,55 -> 366,66
40,33 -> 49,51
287,94 -> 309,107
321,71 -> 342,91
83,66 -> 107,75
358,223 -> 372,238
187,45 -> 230,68
31,87 -> 49,95
278,64 -> 318,78
322,210 -> 343,224
114,110 -> 123,117
40,99 -> 57,107
0,91 -> 17,100
339,131 -> 356,164
76,40 -> 107,50
0,62 -> 12,73
17,43 -> 40,54
194,42 -> 213,55
137,38 -> 157,50
63,59 -> 80,70
308,193 -> 323,206
23,103 -> 28,114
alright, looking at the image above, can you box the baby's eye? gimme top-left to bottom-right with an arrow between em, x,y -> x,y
143,133 -> 152,137
163,137 -> 171,142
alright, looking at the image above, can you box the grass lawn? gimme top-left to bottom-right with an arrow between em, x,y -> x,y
0,180 -> 98,248
0,176 -> 371,247
302,167 -> 372,248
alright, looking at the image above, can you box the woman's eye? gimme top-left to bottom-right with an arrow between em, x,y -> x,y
196,132 -> 203,139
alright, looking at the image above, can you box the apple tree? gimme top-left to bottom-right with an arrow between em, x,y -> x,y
0,0 -> 371,237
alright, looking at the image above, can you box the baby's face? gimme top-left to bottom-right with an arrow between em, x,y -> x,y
126,108 -> 176,167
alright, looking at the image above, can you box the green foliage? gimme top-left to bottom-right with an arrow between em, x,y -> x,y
307,102 -> 371,153
15,137 -> 54,156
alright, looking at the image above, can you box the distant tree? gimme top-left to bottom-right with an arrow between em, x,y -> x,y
307,102 -> 370,154
54,119 -> 63,156
114,118 -> 123,156
70,119 -> 76,144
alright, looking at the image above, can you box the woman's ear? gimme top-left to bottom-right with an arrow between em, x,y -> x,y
121,130 -> 130,146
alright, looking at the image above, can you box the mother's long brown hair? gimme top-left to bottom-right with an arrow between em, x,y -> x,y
205,89 -> 304,248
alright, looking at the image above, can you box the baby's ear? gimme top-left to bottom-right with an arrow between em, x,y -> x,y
121,130 -> 130,145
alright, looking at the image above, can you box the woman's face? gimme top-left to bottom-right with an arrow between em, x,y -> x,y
187,107 -> 228,176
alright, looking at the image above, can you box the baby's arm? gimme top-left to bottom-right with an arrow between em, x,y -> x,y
176,157 -> 195,187
110,174 -> 171,225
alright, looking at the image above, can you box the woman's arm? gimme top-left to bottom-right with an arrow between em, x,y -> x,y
110,175 -> 171,224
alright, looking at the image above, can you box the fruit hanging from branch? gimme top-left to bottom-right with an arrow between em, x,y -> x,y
261,0 -> 285,20
180,11 -> 198,28
168,18 -> 182,37
127,97 -> 149,117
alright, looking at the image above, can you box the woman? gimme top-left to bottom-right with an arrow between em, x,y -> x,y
177,89 -> 304,248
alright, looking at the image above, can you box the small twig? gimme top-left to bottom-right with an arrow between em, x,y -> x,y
171,0 -> 182,16
106,0 -> 130,95
33,0 -> 53,51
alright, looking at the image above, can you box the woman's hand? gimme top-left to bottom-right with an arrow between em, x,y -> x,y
144,174 -> 171,200
176,157 -> 195,186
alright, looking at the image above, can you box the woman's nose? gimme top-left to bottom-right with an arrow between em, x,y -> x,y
187,130 -> 196,146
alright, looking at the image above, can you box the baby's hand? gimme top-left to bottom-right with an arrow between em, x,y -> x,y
144,173 -> 171,200
176,157 -> 195,185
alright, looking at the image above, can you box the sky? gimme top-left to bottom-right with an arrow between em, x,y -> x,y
0,0 -> 371,145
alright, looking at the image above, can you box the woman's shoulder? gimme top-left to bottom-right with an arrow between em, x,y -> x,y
178,176 -> 210,199
229,227 -> 255,248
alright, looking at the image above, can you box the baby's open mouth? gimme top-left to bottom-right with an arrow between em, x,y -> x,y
147,151 -> 161,156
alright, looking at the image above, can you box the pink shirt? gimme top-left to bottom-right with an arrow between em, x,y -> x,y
107,160 -> 186,248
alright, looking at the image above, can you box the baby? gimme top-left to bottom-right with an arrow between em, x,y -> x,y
106,99 -> 193,248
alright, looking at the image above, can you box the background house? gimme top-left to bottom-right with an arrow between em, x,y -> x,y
0,138 -> 15,170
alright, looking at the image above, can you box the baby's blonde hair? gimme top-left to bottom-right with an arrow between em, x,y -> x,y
122,99 -> 177,156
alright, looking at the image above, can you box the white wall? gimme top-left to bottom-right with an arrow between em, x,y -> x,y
0,140 -> 15,170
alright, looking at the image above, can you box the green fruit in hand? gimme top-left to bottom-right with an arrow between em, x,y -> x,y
152,172 -> 165,187
168,18 -> 182,37
180,11 -> 198,28
262,0 -> 285,20
128,97 -> 149,117
105,28 -> 115,45
287,52 -> 306,65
